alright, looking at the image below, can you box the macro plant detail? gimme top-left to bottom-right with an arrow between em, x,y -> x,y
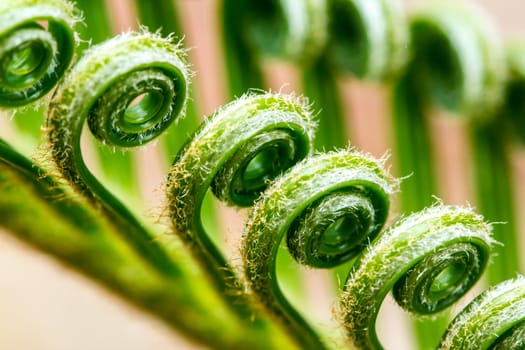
0,0 -> 77,107
0,1 -> 524,350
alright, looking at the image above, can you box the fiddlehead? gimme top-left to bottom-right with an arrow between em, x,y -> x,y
302,0 -> 409,149
166,92 -> 315,302
0,0 -> 77,107
328,0 -> 407,81
393,3 -> 515,298
46,31 -> 190,275
407,1 -> 505,119
338,205 -> 493,350
242,149 -> 395,349
239,0 -> 328,64
221,0 -> 329,97
439,275 -> 525,349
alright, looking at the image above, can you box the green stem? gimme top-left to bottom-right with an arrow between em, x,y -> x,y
392,3 -> 508,347
0,144 -> 296,350
132,0 -> 199,156
391,72 -> 436,213
220,0 -> 265,98
339,205 -> 494,349
470,123 -> 519,285
46,32 -> 191,276
439,275 -> 525,349
166,92 -> 316,319
72,0 -> 138,192
0,0 -> 77,143
132,0 -> 219,235
302,57 -> 347,150
242,149 -> 395,349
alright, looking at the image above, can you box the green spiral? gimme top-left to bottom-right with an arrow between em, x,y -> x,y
392,2 -> 514,297
407,1 -> 505,118
240,0 -> 328,63
46,31 -> 190,275
339,205 -> 493,349
0,0 -> 77,107
439,275 -> 525,349
242,149 -> 395,349
328,0 -> 407,80
166,92 -> 315,303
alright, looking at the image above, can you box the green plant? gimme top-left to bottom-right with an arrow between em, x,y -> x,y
1,0 -> 524,349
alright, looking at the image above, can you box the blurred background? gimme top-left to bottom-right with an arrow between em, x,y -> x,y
1,0 -> 525,349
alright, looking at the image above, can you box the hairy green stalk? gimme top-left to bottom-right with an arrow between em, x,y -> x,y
71,0 -> 139,192
132,0 -> 201,158
132,0 -> 219,236
405,1 -> 515,285
46,31 -> 190,276
393,2 -> 509,347
220,0 -> 347,151
0,0 -> 76,107
0,0 -> 77,142
166,92 -> 315,319
0,142 -> 298,350
339,205 -> 494,349
242,149 -> 395,349
439,275 -> 525,349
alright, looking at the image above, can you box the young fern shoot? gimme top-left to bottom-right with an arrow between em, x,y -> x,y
46,31 -> 191,276
0,0 -> 77,107
242,149 -> 395,349
166,91 -> 316,316
339,205 -> 494,349
439,275 -> 525,349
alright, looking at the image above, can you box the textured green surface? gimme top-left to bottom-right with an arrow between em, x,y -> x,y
243,149 -> 394,349
340,205 -> 493,349
167,92 -> 315,317
46,32 -> 191,276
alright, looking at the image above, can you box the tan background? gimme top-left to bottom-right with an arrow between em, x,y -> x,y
1,0 -> 525,349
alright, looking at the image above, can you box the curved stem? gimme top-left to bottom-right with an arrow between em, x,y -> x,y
0,0 -> 77,107
72,0 -> 139,192
166,92 -> 316,317
0,0 -> 78,146
304,0 -> 409,148
0,148 -> 297,350
242,149 -> 395,349
339,205 -> 493,349
46,32 -> 191,276
392,3 -> 508,347
439,275 -> 525,349
470,123 -> 520,285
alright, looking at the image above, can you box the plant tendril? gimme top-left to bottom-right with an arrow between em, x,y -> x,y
166,92 -> 315,311
338,205 -> 493,349
439,275 -> 525,349
0,0 -> 77,107
242,149 -> 395,349
46,31 -> 190,276
328,0 -> 407,80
